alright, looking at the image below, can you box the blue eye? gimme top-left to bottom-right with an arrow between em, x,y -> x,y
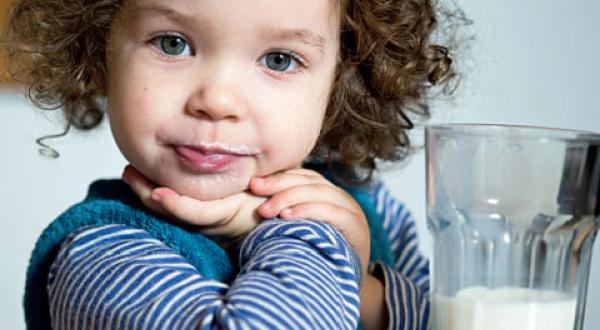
151,34 -> 192,56
261,51 -> 303,73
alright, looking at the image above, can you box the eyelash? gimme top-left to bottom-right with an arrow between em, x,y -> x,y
147,32 -> 309,76
148,32 -> 194,59
259,49 -> 308,77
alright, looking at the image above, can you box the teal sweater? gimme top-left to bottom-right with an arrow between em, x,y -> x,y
24,178 -> 394,329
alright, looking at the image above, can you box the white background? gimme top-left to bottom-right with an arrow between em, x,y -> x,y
1,0 -> 599,328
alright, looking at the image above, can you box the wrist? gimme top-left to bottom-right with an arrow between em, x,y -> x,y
360,274 -> 388,330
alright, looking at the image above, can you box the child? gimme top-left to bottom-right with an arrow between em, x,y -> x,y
6,0 -> 457,329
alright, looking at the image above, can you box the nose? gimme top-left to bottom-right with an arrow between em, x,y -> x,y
185,65 -> 245,122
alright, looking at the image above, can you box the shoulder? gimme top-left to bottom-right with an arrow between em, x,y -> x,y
48,224 -> 197,288
47,224 -> 203,305
46,225 -> 216,330
53,224 -> 166,258
47,224 -> 202,293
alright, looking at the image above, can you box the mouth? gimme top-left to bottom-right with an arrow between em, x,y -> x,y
173,143 -> 259,174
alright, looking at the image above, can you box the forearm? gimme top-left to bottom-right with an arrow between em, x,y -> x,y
360,262 -> 430,330
236,219 -> 362,329
360,274 -> 388,330
48,221 -> 362,330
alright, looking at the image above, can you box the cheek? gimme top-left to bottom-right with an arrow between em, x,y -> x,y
106,50 -> 185,123
262,98 -> 326,170
106,85 -> 162,167
108,78 -> 178,134
107,88 -> 145,139
289,81 -> 329,149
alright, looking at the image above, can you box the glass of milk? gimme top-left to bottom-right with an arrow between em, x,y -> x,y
426,124 -> 600,330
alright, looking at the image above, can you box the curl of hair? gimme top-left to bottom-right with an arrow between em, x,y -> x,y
4,0 -> 120,129
4,0 -> 461,184
315,0 -> 458,184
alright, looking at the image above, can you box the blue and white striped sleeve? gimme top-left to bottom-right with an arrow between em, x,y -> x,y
370,181 -> 430,330
47,220 -> 361,330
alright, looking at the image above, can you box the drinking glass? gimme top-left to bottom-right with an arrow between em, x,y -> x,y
426,124 -> 600,330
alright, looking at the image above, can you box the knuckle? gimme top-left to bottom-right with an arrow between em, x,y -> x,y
290,168 -> 315,175
266,173 -> 289,186
267,194 -> 289,210
314,183 -> 331,192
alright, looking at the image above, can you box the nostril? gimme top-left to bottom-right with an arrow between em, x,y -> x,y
187,109 -> 214,120
186,106 -> 241,122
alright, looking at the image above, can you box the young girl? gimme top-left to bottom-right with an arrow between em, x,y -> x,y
6,0 -> 457,329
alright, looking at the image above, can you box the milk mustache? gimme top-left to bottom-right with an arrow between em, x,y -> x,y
432,286 -> 577,330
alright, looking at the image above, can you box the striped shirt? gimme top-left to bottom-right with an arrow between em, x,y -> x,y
372,182 -> 430,330
48,182 -> 429,329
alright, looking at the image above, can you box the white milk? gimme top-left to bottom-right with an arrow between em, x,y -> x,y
432,286 -> 577,330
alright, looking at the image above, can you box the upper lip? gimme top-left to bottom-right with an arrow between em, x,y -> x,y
175,142 -> 261,156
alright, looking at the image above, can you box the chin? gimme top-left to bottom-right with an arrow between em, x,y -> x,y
162,173 -> 250,201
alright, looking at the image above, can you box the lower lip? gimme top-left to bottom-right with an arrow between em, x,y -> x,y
174,146 -> 242,173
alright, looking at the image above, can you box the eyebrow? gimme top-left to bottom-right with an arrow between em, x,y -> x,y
129,2 -> 199,26
260,27 -> 326,54
128,2 -> 326,53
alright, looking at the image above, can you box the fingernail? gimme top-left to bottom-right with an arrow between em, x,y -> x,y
253,177 -> 266,187
281,208 -> 293,217
122,170 -> 132,185
151,190 -> 162,202
260,201 -> 272,211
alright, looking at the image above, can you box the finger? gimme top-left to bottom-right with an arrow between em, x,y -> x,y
279,202 -> 368,247
281,202 -> 370,272
258,184 -> 357,219
250,170 -> 333,196
122,165 -> 154,199
199,193 -> 265,238
151,189 -> 248,227
121,165 -> 166,214
280,203 -> 369,253
197,212 -> 260,238
279,202 -> 359,228
282,168 -> 323,176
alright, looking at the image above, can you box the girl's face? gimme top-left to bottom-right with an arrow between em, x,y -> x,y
106,0 -> 340,200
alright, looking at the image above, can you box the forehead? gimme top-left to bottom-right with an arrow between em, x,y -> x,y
122,0 -> 340,31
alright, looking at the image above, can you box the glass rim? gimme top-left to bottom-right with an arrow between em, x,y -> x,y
425,123 -> 600,143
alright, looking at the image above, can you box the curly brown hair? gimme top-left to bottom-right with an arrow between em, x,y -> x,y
4,0 -> 460,183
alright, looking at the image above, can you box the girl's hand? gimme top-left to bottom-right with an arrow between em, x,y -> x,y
250,168 -> 371,281
122,165 -> 371,278
121,165 -> 267,241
